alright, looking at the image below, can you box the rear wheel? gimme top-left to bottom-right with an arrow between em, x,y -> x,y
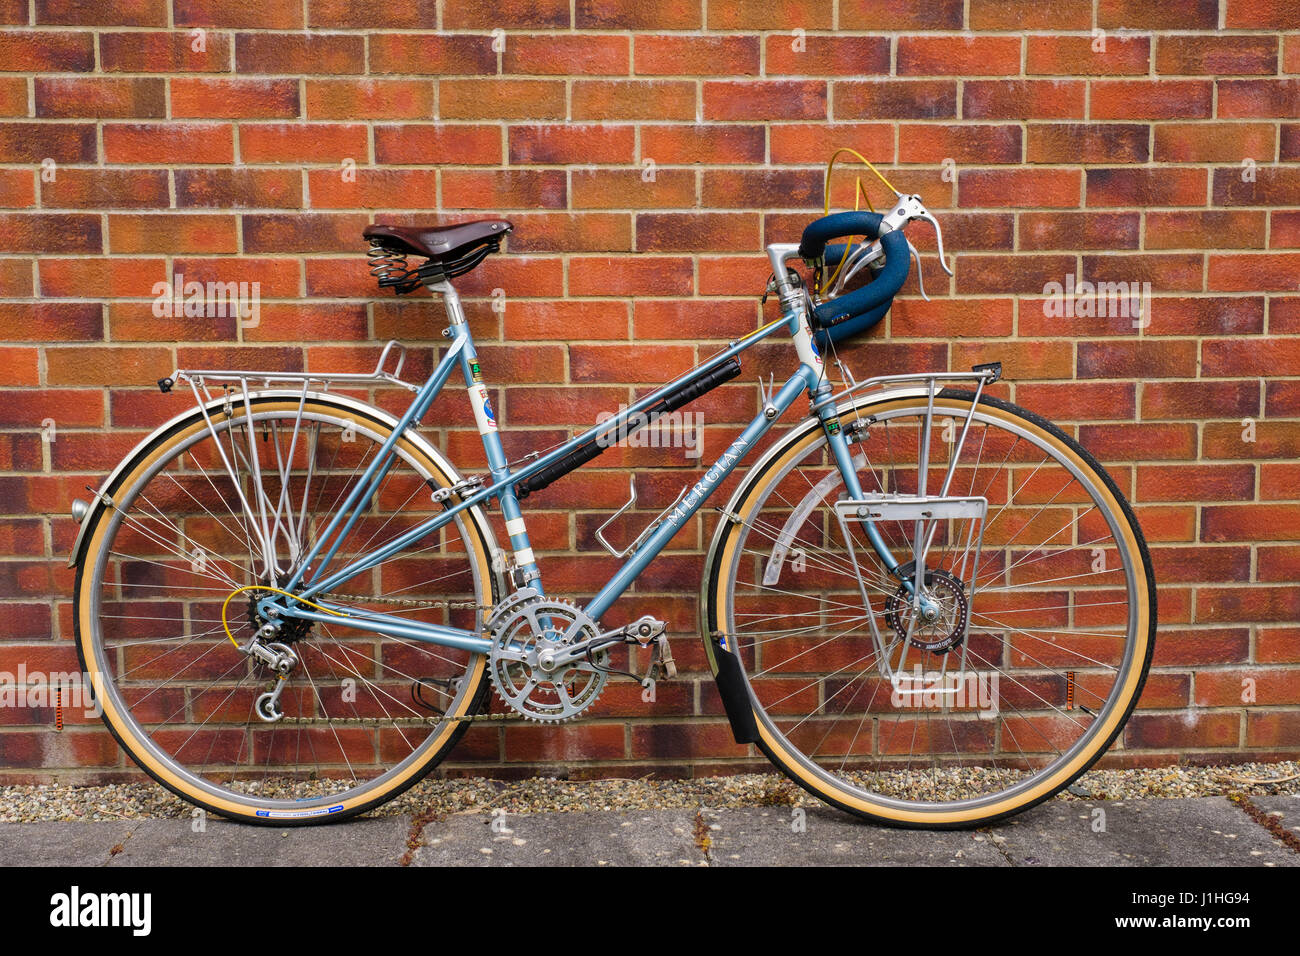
74,396 -> 496,824
704,390 -> 1156,827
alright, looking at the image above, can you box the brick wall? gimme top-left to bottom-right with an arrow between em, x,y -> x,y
1,0 -> 1298,783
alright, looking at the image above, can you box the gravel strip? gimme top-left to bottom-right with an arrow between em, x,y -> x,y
1,761 -> 1297,823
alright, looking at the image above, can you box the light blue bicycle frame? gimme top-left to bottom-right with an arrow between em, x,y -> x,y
264,259 -> 894,654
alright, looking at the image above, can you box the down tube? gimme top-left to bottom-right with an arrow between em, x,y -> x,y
584,370 -> 815,622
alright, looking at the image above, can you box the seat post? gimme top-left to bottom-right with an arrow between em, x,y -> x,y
427,279 -> 467,332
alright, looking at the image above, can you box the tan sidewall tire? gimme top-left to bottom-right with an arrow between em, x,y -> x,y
705,394 -> 1155,828
74,398 -> 494,825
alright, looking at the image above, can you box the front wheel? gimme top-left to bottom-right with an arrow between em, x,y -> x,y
703,390 -> 1156,828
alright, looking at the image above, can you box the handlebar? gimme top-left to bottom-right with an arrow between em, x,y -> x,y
796,196 -> 953,342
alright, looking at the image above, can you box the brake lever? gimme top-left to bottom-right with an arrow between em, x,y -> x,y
916,212 -> 955,278
906,240 -> 929,302
881,194 -> 956,279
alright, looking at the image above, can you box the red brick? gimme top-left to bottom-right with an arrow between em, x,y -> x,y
898,36 -> 1022,76
636,212 -> 759,252
446,0 -> 571,28
1078,340 -> 1199,379
1091,81 -> 1213,120
306,79 -> 432,120
442,169 -> 566,210
0,213 -> 101,253
575,0 -> 700,29
1027,123 -> 1149,163
1217,79 -> 1300,118
765,34 -> 886,76
172,78 -> 298,118
706,0 -> 825,28
899,124 -> 1021,164
175,168 -> 302,208
1209,253 -> 1300,292
640,125 -> 765,165
1224,0 -> 1300,28
971,0 -> 1092,29
443,79 -> 565,120
237,32 -> 365,74
1154,122 -> 1277,163
0,169 -> 35,208
959,169 -> 1081,208
0,30 -> 95,71
840,0 -> 963,30
36,77 -> 166,118
308,0 -> 437,28
702,169 -> 821,209
108,213 -> 237,254
836,80 -> 957,119
571,169 -> 694,210
99,30 -> 231,73
103,122 -> 233,164
1027,35 -> 1150,75
1204,337 -> 1300,376
1019,211 -> 1140,250
1098,0 -> 1220,29
956,254 -> 1076,295
569,257 -> 693,297
242,123 -> 367,164
506,34 -> 628,75
174,0 -> 302,28
638,37 -> 758,79
1142,381 -> 1260,420
374,124 -> 499,166
35,0 -> 168,26
509,125 -> 633,165
702,81 -> 821,123
242,212 -> 368,253
1213,167 -> 1300,207
1086,167 -> 1207,207
965,80 -> 1086,120
504,213 -> 632,253
1146,211 -> 1267,251
1156,34 -> 1279,75
1204,504 -> 1300,542
42,168 -> 169,209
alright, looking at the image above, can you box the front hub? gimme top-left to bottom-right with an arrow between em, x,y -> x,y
884,565 -> 970,654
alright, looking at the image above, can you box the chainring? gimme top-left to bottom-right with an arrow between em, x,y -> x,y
487,595 -> 608,722
883,563 -> 969,654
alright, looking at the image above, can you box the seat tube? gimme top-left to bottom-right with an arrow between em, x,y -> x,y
439,282 -> 543,595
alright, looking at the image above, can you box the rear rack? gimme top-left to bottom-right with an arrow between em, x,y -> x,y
157,339 -> 420,399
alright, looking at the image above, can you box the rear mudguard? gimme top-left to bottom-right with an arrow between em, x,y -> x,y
67,389 -> 500,571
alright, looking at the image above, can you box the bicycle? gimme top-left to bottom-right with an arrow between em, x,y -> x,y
68,190 -> 1156,828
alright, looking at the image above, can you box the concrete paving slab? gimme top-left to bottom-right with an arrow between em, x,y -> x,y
992,797 -> 1297,867
703,806 -> 1008,866
1250,795 -> 1300,842
103,816 -> 409,867
414,810 -> 702,867
0,821 -> 137,867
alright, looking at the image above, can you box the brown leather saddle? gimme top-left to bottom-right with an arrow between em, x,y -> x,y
363,219 -> 512,291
